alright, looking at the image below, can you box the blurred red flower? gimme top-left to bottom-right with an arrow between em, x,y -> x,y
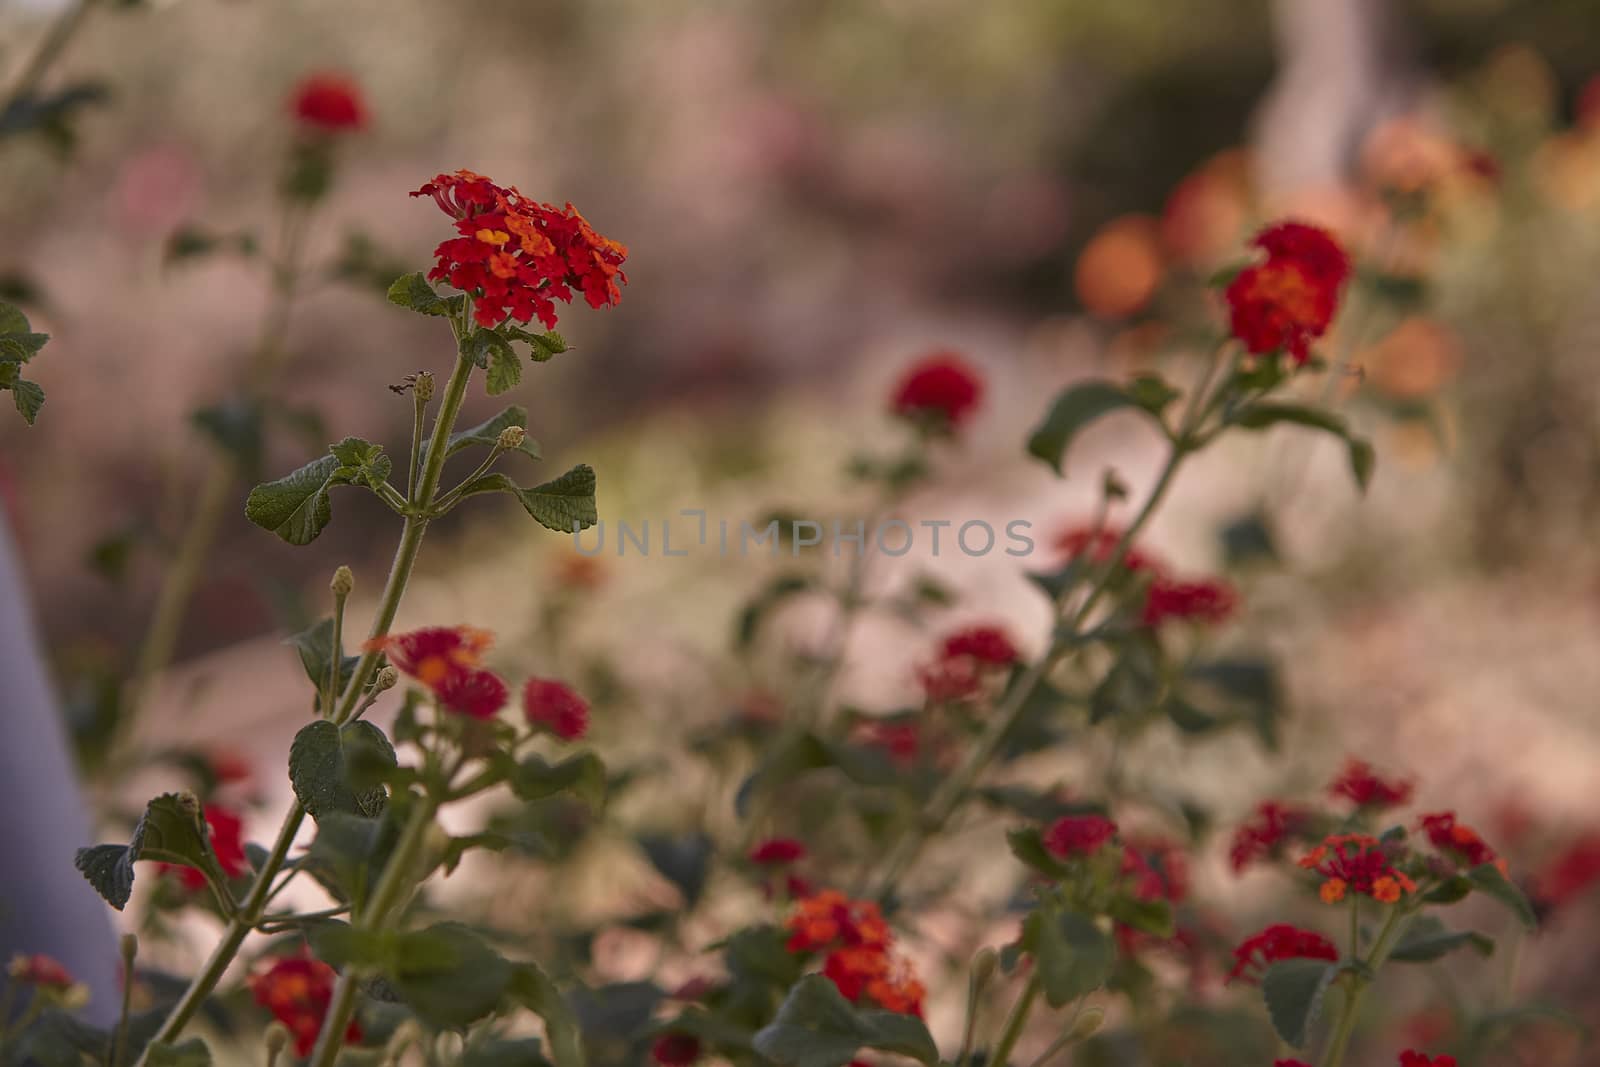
161,805 -> 249,891
288,73 -> 368,133
919,624 -> 1019,702
1227,923 -> 1338,983
651,1033 -> 701,1065
1299,833 -> 1416,904
522,678 -> 590,740
1531,832 -> 1600,913
1224,221 -> 1351,364
1230,800 -> 1313,873
1399,1053 -> 1457,1067
370,626 -> 508,719
889,352 -> 983,431
7,953 -> 73,989
749,837 -> 807,866
786,890 -> 924,1016
1419,812 -> 1504,872
1141,575 -> 1237,627
250,952 -> 362,1057
1044,814 -> 1118,859
1329,759 -> 1413,810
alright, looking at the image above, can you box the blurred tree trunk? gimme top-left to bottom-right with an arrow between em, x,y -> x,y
0,505 -> 119,1023
1255,0 -> 1420,194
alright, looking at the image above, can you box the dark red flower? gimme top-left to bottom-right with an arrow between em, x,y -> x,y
369,626 -> 508,719
250,952 -> 363,1057
1299,833 -> 1416,904
1044,814 -> 1118,859
162,805 -> 249,891
1227,923 -> 1338,983
521,678 -> 589,740
1399,1053 -> 1457,1067
7,954 -> 73,989
434,667 -> 510,719
749,837 -> 807,866
1224,221 -> 1351,364
1141,575 -> 1237,627
1531,832 -> 1600,914
288,73 -> 368,132
1275,1061 -> 1313,1067
854,720 -> 920,765
651,1033 -> 701,1065
1054,524 -> 1161,574
412,170 -> 628,330
1230,800 -> 1313,873
1419,812 -> 1503,872
1328,759 -> 1413,810
941,625 -> 1019,665
889,352 -> 984,430
1121,838 -> 1189,903
207,749 -> 254,786
919,624 -> 1020,702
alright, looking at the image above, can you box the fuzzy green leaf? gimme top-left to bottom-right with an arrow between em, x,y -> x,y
386,272 -> 463,318
144,1038 -> 213,1066
283,616 -> 360,711
1389,915 -> 1495,963
74,793 -> 227,910
753,975 -> 938,1067
1261,958 -> 1339,1049
244,454 -> 341,545
1028,907 -> 1113,1008
1027,380 -> 1155,476
459,465 -> 598,533
1467,862 -> 1538,929
288,720 -> 397,821
1229,403 -> 1375,492
508,963 -> 587,1067
424,405 -> 542,464
511,752 -> 607,810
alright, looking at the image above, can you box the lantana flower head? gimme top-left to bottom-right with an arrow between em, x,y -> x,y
249,951 -> 363,1057
1329,759 -> 1414,810
1230,800 -> 1313,873
1044,814 -> 1119,859
1141,575 -> 1238,628
1419,812 -> 1505,872
749,837 -> 807,866
412,170 -> 628,330
368,626 -> 508,719
1227,923 -> 1339,983
785,890 -> 925,1016
918,623 -> 1020,702
1530,832 -> 1600,915
1298,833 -> 1417,904
1224,221 -> 1351,364
1399,1053 -> 1457,1067
288,73 -> 368,133
8,953 -> 74,989
521,677 -> 590,740
889,352 -> 984,431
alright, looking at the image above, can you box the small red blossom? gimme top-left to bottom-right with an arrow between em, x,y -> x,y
288,73 -> 367,133
161,805 -> 249,891
1531,832 -> 1600,914
1224,221 -> 1351,364
1227,923 -> 1339,983
521,678 -> 590,740
207,749 -> 254,787
786,891 -> 925,1016
919,624 -> 1019,702
1230,801 -> 1312,873
250,952 -> 362,1057
8,954 -> 73,989
1054,524 -> 1160,574
1329,759 -> 1413,810
411,170 -> 628,330
1419,812 -> 1504,872
1299,833 -> 1417,904
941,625 -> 1019,665
854,720 -> 920,766
1275,1061 -> 1313,1067
370,626 -> 509,719
889,352 -> 984,430
1121,837 -> 1189,903
1141,575 -> 1237,628
433,667 -> 510,719
749,837 -> 807,866
651,1033 -> 701,1065
1044,814 -> 1118,859
1398,1053 -> 1457,1067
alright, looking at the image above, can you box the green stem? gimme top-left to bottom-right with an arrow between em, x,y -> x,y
1,0 -> 98,115
134,329 -> 478,1064
325,588 -> 348,717
989,975 -> 1040,1067
1319,904 -> 1413,1067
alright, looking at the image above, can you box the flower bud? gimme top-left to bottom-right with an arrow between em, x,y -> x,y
374,665 -> 399,692
414,371 -> 435,401
970,946 -> 999,991
330,565 -> 354,598
119,933 -> 138,966
264,1022 -> 290,1067
495,425 -> 526,451
1068,1005 -> 1105,1041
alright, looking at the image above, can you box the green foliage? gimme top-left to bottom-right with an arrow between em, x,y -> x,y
753,975 -> 939,1067
1228,402 -> 1375,491
245,439 -> 394,545
1260,958 -> 1339,1049
1465,862 -> 1538,929
1027,379 -> 1171,475
144,1038 -> 213,1066
190,400 -> 265,475
288,720 -> 397,820
0,300 -> 50,424
304,810 -> 399,911
386,272 -> 465,318
426,406 -> 543,464
637,833 -> 714,909
507,963 -> 587,1067
1389,915 -> 1495,963
1006,826 -> 1074,880
1024,906 -> 1114,1008
456,465 -> 599,532
507,752 -> 607,810
470,329 -> 523,395
284,616 -> 361,711
74,793 -> 232,911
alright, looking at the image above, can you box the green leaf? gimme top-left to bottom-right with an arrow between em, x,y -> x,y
74,793 -> 227,910
329,436 -> 393,491
11,377 -> 43,424
473,331 -> 523,395
304,811 -> 394,911
1229,403 -> 1375,492
1005,826 -> 1073,880
505,326 -> 570,362
507,963 -> 587,1067
638,833 -> 714,909
1027,380 -> 1157,476
424,405 -> 542,464
511,752 -> 607,810
288,720 -> 397,820
724,925 -> 804,988
1126,374 -> 1181,416
190,401 -> 264,475
0,300 -> 48,363
1027,907 -> 1113,1008
386,272 -> 463,318
753,975 -> 938,1067
1389,915 -> 1494,963
245,454 -> 341,545
1261,958 -> 1338,1049
1106,895 -> 1175,938
144,1038 -> 213,1066
459,465 -> 599,533
1466,863 -> 1538,929
461,1038 -> 553,1067
163,225 -> 258,265
283,616 -> 361,710
388,923 -> 513,1028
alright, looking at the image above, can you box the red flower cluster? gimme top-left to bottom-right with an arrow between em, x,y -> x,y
369,626 -> 508,719
889,352 -> 984,431
1531,832 -> 1600,913
7,954 -> 73,989
749,837 -> 807,866
918,624 -> 1019,702
1224,221 -> 1351,364
651,1033 -> 701,1065
1141,575 -> 1237,628
1399,1053 -> 1457,1067
288,73 -> 368,133
1419,812 -> 1504,872
1299,833 -> 1417,904
1229,800 -> 1312,873
249,952 -> 363,1057
160,805 -> 249,891
786,891 -> 926,1016
412,170 -> 628,330
1054,524 -> 1159,574
1227,923 -> 1338,983
521,678 -> 590,740
1329,759 -> 1413,810
854,719 -> 921,766
1044,814 -> 1118,859
1121,837 -> 1189,904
